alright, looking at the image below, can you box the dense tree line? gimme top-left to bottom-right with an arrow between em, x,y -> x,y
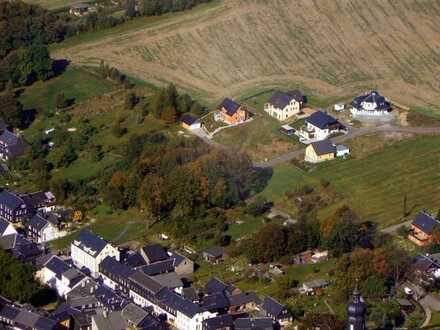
0,250 -> 56,305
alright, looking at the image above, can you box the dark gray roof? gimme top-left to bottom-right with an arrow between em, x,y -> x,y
181,114 -> 199,126
311,139 -> 336,155
0,189 -> 25,210
129,270 -> 164,295
203,246 -> 224,258
123,251 -> 146,268
73,230 -> 108,257
92,310 -> 127,330
101,256 -> 135,278
267,90 -> 304,109
201,292 -> 230,311
14,309 -> 57,330
141,244 -> 169,263
150,272 -> 182,289
94,285 -> 128,310
156,288 -> 201,318
0,129 -> 20,146
0,304 -> 20,320
182,287 -> 198,302
228,292 -> 260,306
306,111 -> 340,130
262,297 -> 286,318
413,212 -> 439,235
203,314 -> 234,330
0,218 -> 12,235
28,213 -> 49,231
140,259 -> 174,276
204,277 -> 235,295
219,98 -> 241,116
12,239 -> 42,261
0,233 -> 17,250
121,303 -> 149,326
352,90 -> 391,111
234,317 -> 275,329
45,256 -> 71,279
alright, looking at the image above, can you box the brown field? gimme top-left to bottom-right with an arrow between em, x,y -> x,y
54,0 -> 440,109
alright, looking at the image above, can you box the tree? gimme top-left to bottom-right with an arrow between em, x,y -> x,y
125,0 -> 137,17
125,91 -> 138,110
55,92 -> 69,109
161,106 -> 178,123
0,90 -> 23,127
299,313 -> 345,330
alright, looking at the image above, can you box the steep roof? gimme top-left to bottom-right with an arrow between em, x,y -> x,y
28,213 -> 49,231
267,90 -> 304,109
234,317 -> 274,329
204,277 -> 235,295
150,272 -> 182,289
129,270 -> 164,295
412,212 -> 439,235
73,230 -> 108,257
228,292 -> 261,306
311,139 -> 336,156
352,91 -> 391,111
201,292 -> 230,311
181,114 -> 199,126
121,303 -> 149,327
156,288 -> 201,318
203,314 -> 234,330
0,218 -> 12,235
0,190 -> 25,210
306,110 -> 339,130
0,129 -> 20,146
203,246 -> 224,258
262,296 -> 286,318
45,256 -> 71,279
140,259 -> 175,276
141,244 -> 169,264
219,98 -> 241,116
100,256 -> 135,278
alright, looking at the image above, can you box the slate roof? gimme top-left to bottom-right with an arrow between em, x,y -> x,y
73,229 -> 108,257
261,297 -> 286,318
311,139 -> 336,156
203,246 -> 224,258
28,213 -> 49,231
306,111 -> 340,130
234,317 -> 274,329
150,272 -> 183,289
204,277 -> 235,295
228,292 -> 261,306
0,189 -> 25,209
219,98 -> 241,116
267,90 -> 304,109
123,251 -> 146,268
182,287 -> 199,302
0,129 -> 20,146
94,285 -> 128,310
203,314 -> 234,330
0,304 -> 20,320
140,259 -> 175,276
201,292 -> 230,311
12,239 -> 42,261
121,302 -> 149,326
156,288 -> 201,318
14,309 -> 57,330
45,255 -> 71,279
0,218 -> 12,235
141,244 -> 169,264
412,212 -> 439,235
181,114 -> 199,126
352,91 -> 391,111
129,270 -> 164,295
100,256 -> 135,278
92,310 -> 127,330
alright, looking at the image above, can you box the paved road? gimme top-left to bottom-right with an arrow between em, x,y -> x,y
253,125 -> 440,168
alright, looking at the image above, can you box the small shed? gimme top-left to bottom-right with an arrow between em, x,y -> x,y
279,124 -> 295,136
300,279 -> 329,295
334,103 -> 345,111
336,144 -> 350,157
202,246 -> 225,264
181,114 -> 202,130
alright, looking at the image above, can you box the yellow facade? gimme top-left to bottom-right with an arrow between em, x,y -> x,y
305,145 -> 335,163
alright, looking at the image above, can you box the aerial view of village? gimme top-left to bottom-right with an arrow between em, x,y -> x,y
3,0 -> 440,329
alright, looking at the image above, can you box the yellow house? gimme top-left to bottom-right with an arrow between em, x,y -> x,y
305,140 -> 335,163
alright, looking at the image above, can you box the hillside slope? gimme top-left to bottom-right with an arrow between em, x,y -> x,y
54,0 -> 440,108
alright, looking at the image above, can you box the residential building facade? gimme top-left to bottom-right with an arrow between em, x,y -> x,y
264,90 -> 305,121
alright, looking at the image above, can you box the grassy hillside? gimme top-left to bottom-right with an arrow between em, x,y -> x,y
261,135 -> 440,228
24,0 -> 96,10
53,0 -> 440,110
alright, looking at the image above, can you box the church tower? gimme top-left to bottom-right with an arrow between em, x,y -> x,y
347,287 -> 367,330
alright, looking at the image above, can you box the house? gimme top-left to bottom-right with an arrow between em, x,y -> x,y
39,255 -> 86,298
264,90 -> 305,121
217,98 -> 250,125
334,103 -> 345,111
0,128 -> 28,161
99,256 -> 135,293
150,272 -> 184,294
0,189 -> 32,222
201,292 -> 230,314
234,317 -> 276,330
336,144 -> 350,158
408,212 -> 440,246
0,218 -> 16,237
70,3 -> 90,16
204,278 -> 240,296
303,110 -> 345,141
227,292 -> 260,313
22,191 -> 57,212
260,297 -> 292,326
0,303 -> 58,330
305,139 -> 336,163
351,90 -> 392,116
202,246 -> 225,264
299,279 -> 329,295
0,233 -> 43,264
202,314 -> 234,330
140,244 -> 170,264
279,124 -> 295,136
169,251 -> 194,276
181,114 -> 202,130
27,212 -> 66,243
71,230 -> 120,277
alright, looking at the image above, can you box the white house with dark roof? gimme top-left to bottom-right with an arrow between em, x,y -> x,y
0,217 -> 16,237
0,128 -> 28,161
351,90 -> 392,116
264,90 -> 305,121
27,212 -> 66,243
71,230 -> 120,277
260,297 -> 292,326
0,189 -> 31,222
300,110 -> 345,142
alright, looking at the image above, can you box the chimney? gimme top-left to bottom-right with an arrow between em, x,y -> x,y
103,310 -> 108,318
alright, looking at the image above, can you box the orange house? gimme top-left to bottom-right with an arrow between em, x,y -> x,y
408,211 -> 439,246
217,98 -> 250,125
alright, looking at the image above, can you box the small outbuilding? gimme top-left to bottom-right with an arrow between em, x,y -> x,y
334,103 -> 345,111
336,144 -> 350,158
181,114 -> 202,130
279,124 -> 295,136
202,246 -> 225,264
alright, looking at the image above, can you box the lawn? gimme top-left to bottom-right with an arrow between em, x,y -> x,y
260,135 -> 440,228
24,0 -> 96,10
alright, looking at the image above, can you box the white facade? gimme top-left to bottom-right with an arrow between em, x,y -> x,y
37,224 -> 67,243
351,107 -> 390,116
176,310 -> 216,330
334,103 -> 345,111
336,145 -> 350,157
264,100 -> 301,121
38,264 -> 86,298
71,243 -> 120,277
306,122 -> 331,141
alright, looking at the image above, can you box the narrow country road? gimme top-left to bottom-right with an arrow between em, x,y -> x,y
253,125 -> 440,168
